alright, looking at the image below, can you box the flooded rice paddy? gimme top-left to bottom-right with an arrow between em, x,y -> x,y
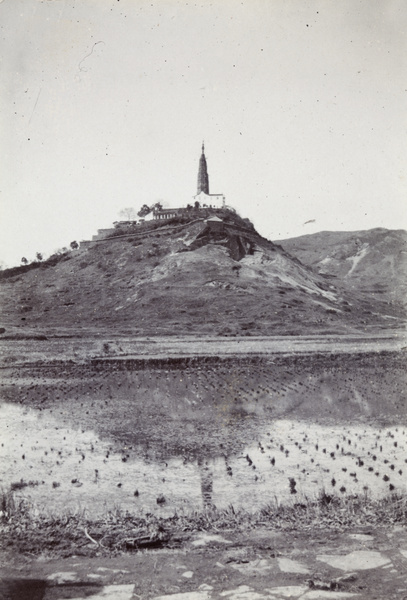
1,351 -> 406,516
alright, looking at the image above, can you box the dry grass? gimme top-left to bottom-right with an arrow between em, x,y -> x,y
1,489 -> 406,556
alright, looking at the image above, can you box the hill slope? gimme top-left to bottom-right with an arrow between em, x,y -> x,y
0,214 -> 404,337
278,228 -> 407,306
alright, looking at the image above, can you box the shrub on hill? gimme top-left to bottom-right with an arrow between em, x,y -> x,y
0,262 -> 42,280
0,251 -> 71,281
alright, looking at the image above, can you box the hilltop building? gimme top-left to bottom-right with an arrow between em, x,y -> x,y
97,143 -> 229,235
80,143 -> 244,249
153,143 -> 225,220
193,143 -> 225,210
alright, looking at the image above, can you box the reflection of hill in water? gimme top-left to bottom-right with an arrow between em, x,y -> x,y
1,349 -> 406,515
1,403 -> 406,516
2,352 -> 406,465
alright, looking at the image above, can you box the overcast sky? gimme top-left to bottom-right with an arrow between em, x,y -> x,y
1,0 -> 406,266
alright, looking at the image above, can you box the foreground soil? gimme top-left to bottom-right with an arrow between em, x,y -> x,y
1,525 -> 407,599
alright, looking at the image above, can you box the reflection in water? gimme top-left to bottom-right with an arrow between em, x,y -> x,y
197,457 -> 214,508
1,352 -> 405,515
1,402 -> 406,517
2,353 -> 405,467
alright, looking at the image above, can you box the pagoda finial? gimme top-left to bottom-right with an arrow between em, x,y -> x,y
202,141 -> 205,153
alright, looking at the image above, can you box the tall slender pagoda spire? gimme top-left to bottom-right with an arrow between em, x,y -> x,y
197,142 -> 209,195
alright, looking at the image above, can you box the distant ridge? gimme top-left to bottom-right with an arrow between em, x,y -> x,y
278,228 -> 407,306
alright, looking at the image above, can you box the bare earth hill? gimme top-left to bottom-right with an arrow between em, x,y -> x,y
278,228 -> 407,304
0,213 -> 405,337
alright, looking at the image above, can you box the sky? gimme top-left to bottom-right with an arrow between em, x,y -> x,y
1,0 -> 406,267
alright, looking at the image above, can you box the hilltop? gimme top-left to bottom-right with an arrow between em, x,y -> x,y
0,211 -> 405,337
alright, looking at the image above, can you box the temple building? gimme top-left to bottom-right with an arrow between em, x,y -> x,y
152,142 -> 226,220
193,143 -> 225,209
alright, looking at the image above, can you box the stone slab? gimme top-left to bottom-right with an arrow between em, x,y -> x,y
317,550 -> 391,571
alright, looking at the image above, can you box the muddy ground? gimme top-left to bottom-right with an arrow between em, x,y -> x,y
1,523 -> 407,599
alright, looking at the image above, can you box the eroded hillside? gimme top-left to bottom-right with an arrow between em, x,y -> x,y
278,229 -> 407,303
0,214 -> 404,337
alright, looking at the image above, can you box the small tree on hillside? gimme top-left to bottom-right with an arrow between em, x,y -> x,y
70,241 -> 79,250
21,257 -> 28,265
151,201 -> 163,212
36,252 -> 43,262
137,204 -> 151,218
119,207 -> 138,221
